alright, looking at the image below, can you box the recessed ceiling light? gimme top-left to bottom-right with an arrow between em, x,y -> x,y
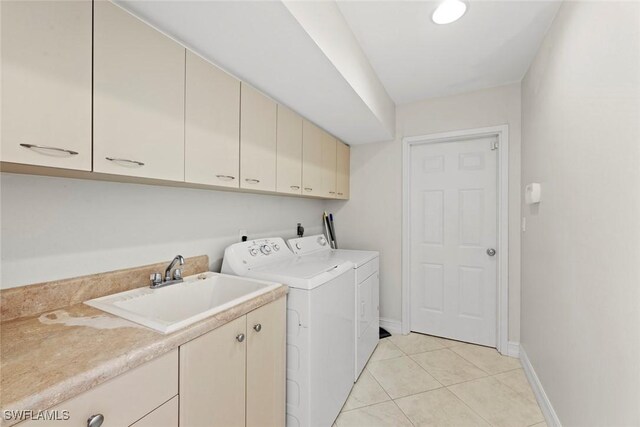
432,0 -> 468,25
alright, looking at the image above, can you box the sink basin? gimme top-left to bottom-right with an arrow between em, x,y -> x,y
85,272 -> 281,334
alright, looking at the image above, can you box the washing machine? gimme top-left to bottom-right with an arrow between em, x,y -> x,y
222,237 -> 355,427
287,235 -> 379,381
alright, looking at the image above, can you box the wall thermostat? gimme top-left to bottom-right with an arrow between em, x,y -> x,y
525,183 -> 541,205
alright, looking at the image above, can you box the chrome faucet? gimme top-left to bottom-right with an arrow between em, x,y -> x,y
165,255 -> 185,281
150,255 -> 185,288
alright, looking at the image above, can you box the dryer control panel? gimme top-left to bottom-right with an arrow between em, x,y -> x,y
288,234 -> 330,255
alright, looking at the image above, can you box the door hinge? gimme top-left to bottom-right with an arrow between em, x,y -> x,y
491,141 -> 499,150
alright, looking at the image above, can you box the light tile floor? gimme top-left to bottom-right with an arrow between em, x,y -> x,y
335,333 -> 546,427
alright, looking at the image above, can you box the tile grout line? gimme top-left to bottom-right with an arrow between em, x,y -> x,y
445,371 -> 545,426
445,385 -> 496,427
340,369 -> 393,413
346,335 -> 542,426
390,398 -> 417,427
448,344 -> 523,376
393,335 -> 530,426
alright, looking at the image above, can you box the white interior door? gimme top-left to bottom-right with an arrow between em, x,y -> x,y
409,136 -> 497,347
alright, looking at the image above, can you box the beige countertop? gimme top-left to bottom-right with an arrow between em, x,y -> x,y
0,277 -> 287,427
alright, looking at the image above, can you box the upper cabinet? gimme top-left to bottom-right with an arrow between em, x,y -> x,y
321,132 -> 337,198
240,84 -> 277,192
301,120 -> 323,197
1,0 -> 92,170
336,140 -> 350,200
276,106 -> 303,195
93,1 -> 185,181
1,0 -> 349,199
185,51 -> 241,188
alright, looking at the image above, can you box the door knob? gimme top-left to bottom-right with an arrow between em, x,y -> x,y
486,248 -> 496,256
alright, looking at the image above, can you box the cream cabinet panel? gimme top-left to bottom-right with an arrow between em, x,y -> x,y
1,0 -> 92,170
302,120 -> 323,197
246,298 -> 287,427
180,315 -> 247,427
130,396 -> 178,427
276,106 -> 303,195
185,51 -> 240,188
93,1 -> 185,181
240,84 -> 277,191
17,350 -> 178,426
321,132 -> 337,198
336,140 -> 350,200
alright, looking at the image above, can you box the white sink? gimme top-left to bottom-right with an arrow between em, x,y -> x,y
85,272 -> 281,334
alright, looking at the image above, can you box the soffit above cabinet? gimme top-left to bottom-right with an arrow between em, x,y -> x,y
114,0 -> 395,145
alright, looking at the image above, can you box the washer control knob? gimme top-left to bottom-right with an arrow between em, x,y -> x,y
296,243 -> 302,250
318,236 -> 327,246
260,245 -> 272,255
249,248 -> 258,256
273,244 -> 280,251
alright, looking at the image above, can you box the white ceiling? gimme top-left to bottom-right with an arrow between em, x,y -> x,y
115,0 -> 560,144
337,0 -> 562,105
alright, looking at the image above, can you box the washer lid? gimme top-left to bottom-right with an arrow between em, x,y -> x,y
250,256 -> 348,279
246,257 -> 354,290
331,249 -> 379,268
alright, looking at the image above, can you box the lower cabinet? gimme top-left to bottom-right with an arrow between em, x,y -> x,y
15,298 -> 285,427
130,396 -> 179,427
246,297 -> 287,427
180,315 -> 246,427
180,297 -> 286,427
17,350 -> 178,426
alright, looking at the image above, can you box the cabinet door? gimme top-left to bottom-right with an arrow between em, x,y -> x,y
93,1 -> 185,181
246,297 -> 286,427
301,120 -> 323,197
17,350 -> 178,426
240,84 -> 277,191
276,105 -> 303,195
1,0 -> 91,170
321,133 -> 337,198
180,316 -> 246,427
185,51 -> 240,188
336,140 -> 350,199
130,396 -> 178,427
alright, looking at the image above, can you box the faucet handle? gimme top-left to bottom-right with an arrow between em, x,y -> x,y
150,272 -> 162,287
173,268 -> 183,280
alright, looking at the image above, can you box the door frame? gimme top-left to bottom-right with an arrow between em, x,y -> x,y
401,125 -> 509,355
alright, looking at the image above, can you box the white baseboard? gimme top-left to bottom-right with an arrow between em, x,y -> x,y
379,317 -> 403,335
520,346 -> 562,427
507,341 -> 520,358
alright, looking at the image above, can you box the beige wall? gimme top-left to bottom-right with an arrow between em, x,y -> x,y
520,2 -> 640,425
328,83 -> 522,341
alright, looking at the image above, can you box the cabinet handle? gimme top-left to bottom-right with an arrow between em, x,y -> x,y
236,333 -> 245,342
253,323 -> 262,332
290,185 -> 300,190
19,143 -> 79,156
87,414 -> 104,427
337,192 -> 344,196
329,191 -> 336,194
304,187 -> 313,192
105,157 -> 145,167
216,175 -> 236,181
244,178 -> 260,184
